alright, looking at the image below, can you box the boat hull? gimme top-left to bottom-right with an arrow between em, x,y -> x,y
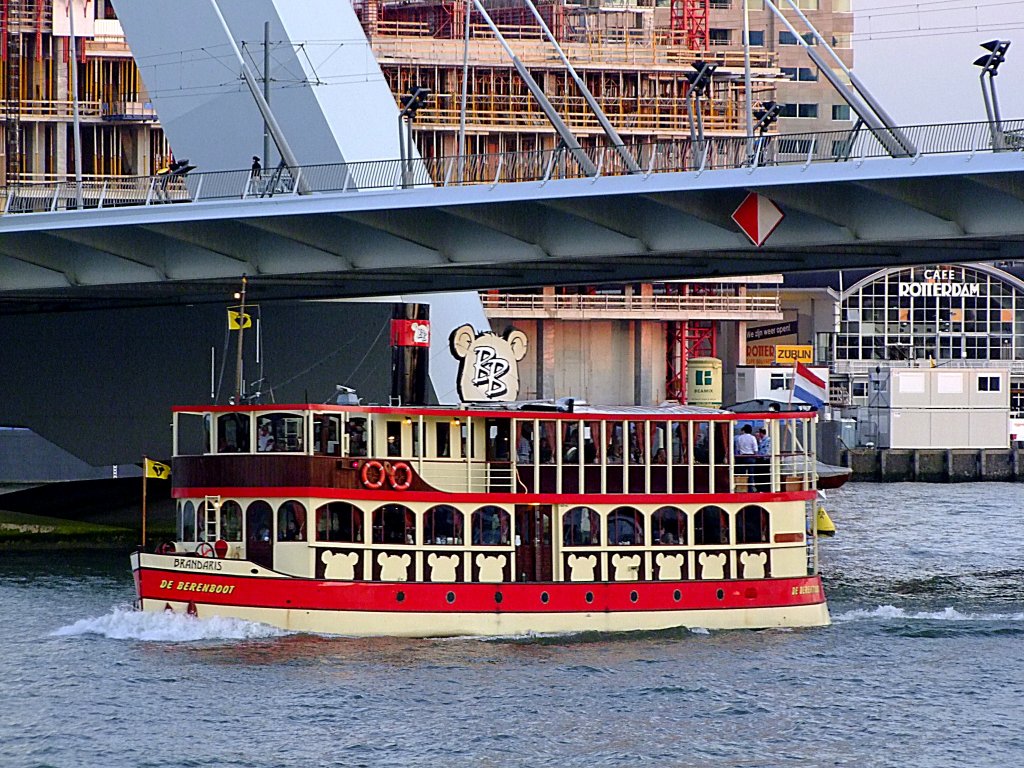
131,552 -> 830,637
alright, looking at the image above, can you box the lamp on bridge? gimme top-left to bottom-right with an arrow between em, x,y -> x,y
399,86 -> 433,189
973,39 -> 1011,151
753,101 -> 783,135
685,61 -> 718,167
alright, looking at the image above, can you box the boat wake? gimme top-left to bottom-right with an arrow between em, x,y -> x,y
833,605 -> 1024,623
51,605 -> 290,642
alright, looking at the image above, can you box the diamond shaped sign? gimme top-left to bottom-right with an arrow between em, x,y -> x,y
731,192 -> 784,247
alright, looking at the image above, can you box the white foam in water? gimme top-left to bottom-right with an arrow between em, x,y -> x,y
51,605 -> 290,642
834,605 -> 1024,623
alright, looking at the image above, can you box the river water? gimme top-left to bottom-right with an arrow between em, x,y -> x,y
2,482 -> 1022,767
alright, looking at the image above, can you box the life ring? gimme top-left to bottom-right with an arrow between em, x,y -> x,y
361,460 -> 386,490
195,542 -> 216,558
389,461 -> 412,491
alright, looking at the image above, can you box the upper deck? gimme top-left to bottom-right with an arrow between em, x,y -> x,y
171,402 -> 818,499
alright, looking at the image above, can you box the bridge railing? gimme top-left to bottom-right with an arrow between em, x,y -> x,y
1,119 -> 1021,215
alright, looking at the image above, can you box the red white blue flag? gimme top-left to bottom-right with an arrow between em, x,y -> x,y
794,362 -> 826,408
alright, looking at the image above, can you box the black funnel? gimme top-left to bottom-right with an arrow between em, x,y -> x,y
390,303 -> 430,406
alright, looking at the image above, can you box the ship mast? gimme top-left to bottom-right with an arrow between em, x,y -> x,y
234,276 -> 247,403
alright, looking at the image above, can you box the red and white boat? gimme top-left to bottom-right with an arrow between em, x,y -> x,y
131,324 -> 829,636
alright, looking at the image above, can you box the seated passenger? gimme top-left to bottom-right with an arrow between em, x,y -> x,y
257,424 -> 274,452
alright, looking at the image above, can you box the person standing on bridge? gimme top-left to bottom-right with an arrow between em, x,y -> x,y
251,156 -> 262,178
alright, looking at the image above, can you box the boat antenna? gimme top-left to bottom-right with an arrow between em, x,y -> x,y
234,276 -> 248,403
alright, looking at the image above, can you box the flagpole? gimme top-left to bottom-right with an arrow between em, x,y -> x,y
141,456 -> 148,550
234,276 -> 248,403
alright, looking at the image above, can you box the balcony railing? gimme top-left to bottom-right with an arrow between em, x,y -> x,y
480,291 -> 782,318
1,119 -> 1021,216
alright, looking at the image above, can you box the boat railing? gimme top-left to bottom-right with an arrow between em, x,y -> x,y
419,461 -> 517,494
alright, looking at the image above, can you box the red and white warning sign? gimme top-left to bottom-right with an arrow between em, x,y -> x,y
731,192 -> 785,247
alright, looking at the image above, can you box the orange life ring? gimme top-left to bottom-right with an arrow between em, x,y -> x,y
361,460 -> 386,490
389,461 -> 412,491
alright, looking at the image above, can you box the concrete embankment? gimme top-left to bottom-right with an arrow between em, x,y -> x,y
846,448 -> 1024,482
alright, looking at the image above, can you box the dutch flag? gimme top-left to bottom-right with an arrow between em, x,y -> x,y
793,362 -> 826,409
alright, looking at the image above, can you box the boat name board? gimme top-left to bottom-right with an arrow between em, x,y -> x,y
159,578 -> 236,595
173,557 -> 223,571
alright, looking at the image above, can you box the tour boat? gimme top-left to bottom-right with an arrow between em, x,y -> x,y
130,323 -> 830,636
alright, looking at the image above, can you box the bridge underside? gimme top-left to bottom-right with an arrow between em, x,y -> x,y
1,153 -> 1023,313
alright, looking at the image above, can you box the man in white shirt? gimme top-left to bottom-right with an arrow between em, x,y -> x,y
734,424 -> 758,489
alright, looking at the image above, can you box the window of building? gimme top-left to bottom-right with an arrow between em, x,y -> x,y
735,505 -> 770,544
832,104 -> 851,121
563,506 -> 600,546
797,0 -> 819,9
748,30 -> 765,46
373,504 -> 415,545
425,504 -> 463,545
781,67 -> 797,80
798,103 -> 818,118
607,507 -> 643,546
709,28 -> 732,46
709,0 -> 731,7
277,500 -> 307,541
802,32 -> 817,45
471,506 -> 510,545
779,30 -> 798,45
316,502 -> 363,543
798,67 -> 818,81
653,506 -> 687,545
979,375 -> 1001,392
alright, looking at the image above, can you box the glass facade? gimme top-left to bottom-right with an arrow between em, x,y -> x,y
836,266 -> 1024,362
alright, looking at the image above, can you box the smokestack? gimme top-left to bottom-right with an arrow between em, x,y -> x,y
390,303 -> 430,406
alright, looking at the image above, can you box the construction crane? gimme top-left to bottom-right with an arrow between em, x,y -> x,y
670,0 -> 709,50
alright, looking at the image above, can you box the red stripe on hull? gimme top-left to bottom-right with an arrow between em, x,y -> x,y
171,486 -> 816,504
136,564 -> 825,615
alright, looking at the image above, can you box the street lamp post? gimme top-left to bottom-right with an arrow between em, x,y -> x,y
398,86 -> 432,189
973,39 -> 1011,151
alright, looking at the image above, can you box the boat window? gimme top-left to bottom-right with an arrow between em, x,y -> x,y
471,506 -> 510,545
608,506 -> 643,546
373,504 -> 415,545
562,421 -> 580,464
196,500 -> 212,541
607,421 -> 625,464
736,505 -> 770,544
486,419 -> 511,461
316,502 -> 363,543
246,500 -> 273,545
216,413 -> 250,453
563,506 -> 600,546
411,421 -> 421,458
652,506 -> 686,545
257,413 -> 304,453
277,500 -> 307,541
179,500 -> 196,541
538,420 -> 556,464
694,422 -> 711,464
220,500 -> 243,542
694,505 -> 730,545
582,422 -> 599,464
313,413 -> 341,456
347,417 -> 368,457
386,421 -> 402,456
175,413 -> 207,456
425,504 -> 464,545
627,422 -> 646,464
435,421 -> 451,458
515,421 -> 534,464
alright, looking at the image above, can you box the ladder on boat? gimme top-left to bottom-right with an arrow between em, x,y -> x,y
203,495 -> 222,542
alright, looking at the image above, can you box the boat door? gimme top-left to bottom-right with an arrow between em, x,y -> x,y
514,504 -> 553,582
245,500 -> 274,570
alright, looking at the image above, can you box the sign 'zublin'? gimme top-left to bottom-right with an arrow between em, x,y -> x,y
898,268 -> 981,298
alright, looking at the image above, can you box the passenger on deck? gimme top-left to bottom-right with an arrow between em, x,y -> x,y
755,427 -> 772,492
653,448 -> 667,464
734,424 -> 758,487
539,437 -> 554,464
257,424 -> 275,452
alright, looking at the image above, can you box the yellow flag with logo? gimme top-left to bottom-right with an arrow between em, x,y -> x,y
228,309 -> 252,330
144,458 -> 171,480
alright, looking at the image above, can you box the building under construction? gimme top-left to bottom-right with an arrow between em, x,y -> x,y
0,0 -> 168,185
0,0 -> 852,184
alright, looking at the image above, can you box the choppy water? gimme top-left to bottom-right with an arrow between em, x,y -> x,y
2,483 -> 1023,767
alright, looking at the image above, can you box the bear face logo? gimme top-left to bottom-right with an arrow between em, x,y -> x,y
611,553 -> 641,581
427,552 -> 460,583
450,324 -> 528,402
475,554 -> 507,583
321,550 -> 358,580
377,552 -> 411,582
739,551 -> 768,579
655,552 -> 686,581
698,552 -> 727,580
566,554 -> 597,582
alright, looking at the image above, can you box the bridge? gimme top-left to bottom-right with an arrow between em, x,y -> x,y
1,119 -> 1023,313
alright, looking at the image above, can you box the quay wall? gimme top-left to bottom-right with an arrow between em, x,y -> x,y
846,448 -> 1023,482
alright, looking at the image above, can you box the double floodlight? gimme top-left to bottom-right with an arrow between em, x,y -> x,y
973,40 -> 1011,75
400,86 -> 433,119
753,101 -> 783,134
685,60 -> 717,98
